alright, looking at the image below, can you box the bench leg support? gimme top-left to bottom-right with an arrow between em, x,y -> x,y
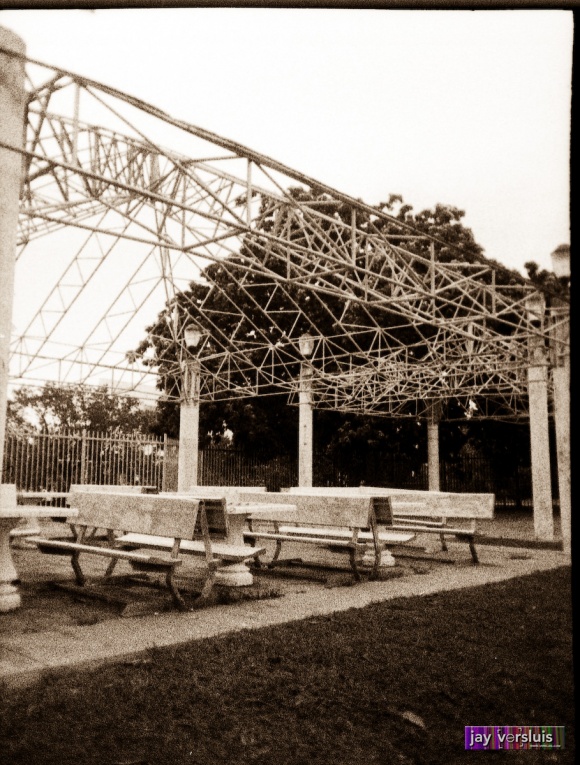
103,558 -> 119,579
192,562 -> 218,605
165,570 -> 187,611
71,552 -> 86,586
348,547 -> 362,582
271,539 -> 283,565
468,537 -> 479,565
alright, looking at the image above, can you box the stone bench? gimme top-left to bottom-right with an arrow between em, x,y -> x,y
27,490 -> 264,611
284,486 -> 495,564
241,492 -> 415,579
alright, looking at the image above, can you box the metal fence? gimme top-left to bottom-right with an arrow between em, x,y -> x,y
199,448 -> 297,490
3,431 -> 546,510
2,430 -> 168,493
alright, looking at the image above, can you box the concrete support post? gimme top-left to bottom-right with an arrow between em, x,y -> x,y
427,402 -> 441,491
177,360 -> 200,492
553,364 -> 570,554
549,248 -> 570,555
551,296 -> 570,555
298,361 -> 313,487
527,341 -> 554,541
0,28 -> 26,474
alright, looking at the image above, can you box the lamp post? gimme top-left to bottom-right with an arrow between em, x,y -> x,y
298,333 -> 314,488
177,323 -> 203,492
550,245 -> 570,555
525,290 -> 554,541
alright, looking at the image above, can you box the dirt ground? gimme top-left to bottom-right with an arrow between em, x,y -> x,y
2,509 -> 561,637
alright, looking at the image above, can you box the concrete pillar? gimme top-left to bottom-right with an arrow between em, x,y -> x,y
0,28 -> 26,474
177,360 -> 200,492
527,340 -> 554,541
298,361 -> 313,487
551,297 -> 570,554
553,364 -> 570,554
427,402 -> 441,491
549,248 -> 570,555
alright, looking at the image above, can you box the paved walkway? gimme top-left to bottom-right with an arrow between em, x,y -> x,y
0,516 -> 569,689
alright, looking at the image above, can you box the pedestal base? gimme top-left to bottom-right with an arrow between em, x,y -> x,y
0,582 -> 21,612
214,563 -> 254,587
363,548 -> 396,568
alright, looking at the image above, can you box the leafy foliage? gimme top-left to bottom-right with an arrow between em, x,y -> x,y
7,382 -> 156,434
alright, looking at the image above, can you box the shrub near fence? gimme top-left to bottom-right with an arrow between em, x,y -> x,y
2,430 -> 166,494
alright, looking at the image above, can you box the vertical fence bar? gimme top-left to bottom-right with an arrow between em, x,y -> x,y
80,429 -> 87,484
96,431 -> 103,484
29,434 -> 36,491
16,437 -> 23,489
162,433 -> 168,492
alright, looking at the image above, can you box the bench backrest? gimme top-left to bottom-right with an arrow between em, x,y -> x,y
286,486 -> 494,520
161,488 -> 265,537
68,491 -> 200,538
193,498 -> 228,537
386,493 -> 494,519
240,491 -> 374,528
161,492 -> 233,537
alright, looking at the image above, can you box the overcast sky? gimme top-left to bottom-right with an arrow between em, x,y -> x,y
0,7 -> 572,275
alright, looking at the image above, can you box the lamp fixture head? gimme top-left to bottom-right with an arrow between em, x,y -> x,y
183,322 -> 203,351
299,333 -> 315,357
551,244 -> 570,279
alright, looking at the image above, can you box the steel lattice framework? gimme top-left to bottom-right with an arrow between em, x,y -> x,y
5,53 -> 570,421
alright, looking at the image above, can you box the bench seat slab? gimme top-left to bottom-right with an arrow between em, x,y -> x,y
27,536 -> 183,568
275,526 -> 416,544
116,533 -> 266,562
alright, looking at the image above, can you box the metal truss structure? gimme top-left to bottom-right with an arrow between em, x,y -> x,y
4,52 -> 570,421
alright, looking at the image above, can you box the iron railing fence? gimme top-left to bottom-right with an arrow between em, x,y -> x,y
2,430 -> 168,498
2,432 -> 554,510
199,448 -> 297,490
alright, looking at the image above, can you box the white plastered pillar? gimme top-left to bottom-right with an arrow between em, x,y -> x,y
0,28 -> 26,474
177,360 -> 200,492
551,299 -> 570,555
298,361 -> 313,487
527,332 -> 554,541
427,401 -> 442,491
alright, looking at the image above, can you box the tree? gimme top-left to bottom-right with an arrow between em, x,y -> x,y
524,253 -> 570,299
7,382 -> 157,434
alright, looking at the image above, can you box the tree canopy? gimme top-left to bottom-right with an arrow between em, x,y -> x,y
7,382 -> 157,435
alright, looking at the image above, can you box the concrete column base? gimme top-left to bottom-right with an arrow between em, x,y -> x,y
214,563 -> 254,587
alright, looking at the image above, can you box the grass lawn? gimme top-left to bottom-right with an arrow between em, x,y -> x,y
0,567 -> 574,765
